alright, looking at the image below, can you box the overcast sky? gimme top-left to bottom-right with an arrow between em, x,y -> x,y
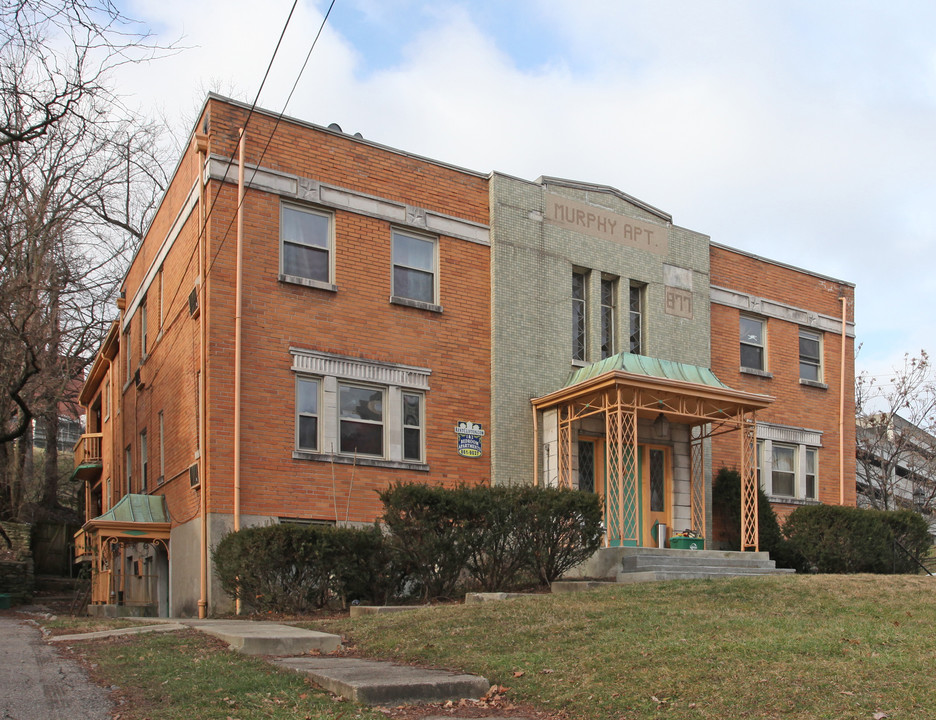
118,0 -> 936,387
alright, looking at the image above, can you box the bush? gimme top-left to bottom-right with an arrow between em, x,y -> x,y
521,486 -> 603,585
380,483 -> 604,596
378,483 -> 473,600
212,523 -> 400,613
711,467 -> 792,565
461,485 -> 535,592
783,504 -> 931,574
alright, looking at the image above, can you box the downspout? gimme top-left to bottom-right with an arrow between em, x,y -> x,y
194,131 -> 209,619
233,128 -> 245,614
532,405 -> 539,487
839,293 -> 847,505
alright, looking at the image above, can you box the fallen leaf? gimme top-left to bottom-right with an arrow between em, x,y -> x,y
513,671 -> 525,678
873,713 -> 889,720
840,691 -> 855,696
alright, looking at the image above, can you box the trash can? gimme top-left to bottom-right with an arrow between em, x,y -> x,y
0,593 -> 12,610
653,522 -> 667,548
669,536 -> 704,550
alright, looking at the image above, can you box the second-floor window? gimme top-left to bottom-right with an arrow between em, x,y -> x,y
629,284 -> 644,355
572,271 -> 587,361
740,316 -> 766,371
281,203 -> 333,285
392,230 -> 437,305
600,277 -> 616,359
799,329 -> 822,382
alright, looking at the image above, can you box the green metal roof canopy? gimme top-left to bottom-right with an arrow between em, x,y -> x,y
92,494 -> 170,524
565,353 -> 730,390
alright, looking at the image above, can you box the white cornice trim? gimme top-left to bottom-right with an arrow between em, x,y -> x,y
289,348 -> 431,390
206,155 -> 490,246
710,286 -> 855,338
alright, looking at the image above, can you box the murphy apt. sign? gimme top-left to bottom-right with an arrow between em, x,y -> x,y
545,193 -> 668,255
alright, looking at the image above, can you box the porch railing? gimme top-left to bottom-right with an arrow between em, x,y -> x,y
73,433 -> 103,469
73,528 -> 92,563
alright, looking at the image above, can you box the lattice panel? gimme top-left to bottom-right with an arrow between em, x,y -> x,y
605,405 -> 638,546
740,417 -> 759,551
690,426 -> 706,537
558,406 -> 572,489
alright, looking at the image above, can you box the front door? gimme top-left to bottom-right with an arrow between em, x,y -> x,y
641,445 -> 671,547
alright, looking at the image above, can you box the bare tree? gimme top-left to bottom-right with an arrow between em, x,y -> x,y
0,0 -> 174,519
856,351 -> 936,515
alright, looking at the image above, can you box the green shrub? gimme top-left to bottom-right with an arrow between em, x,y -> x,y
212,523 -> 400,613
783,504 -> 931,574
461,485 -> 535,591
521,486 -> 603,586
711,467 -> 794,565
378,483 -> 472,600
212,524 -> 330,613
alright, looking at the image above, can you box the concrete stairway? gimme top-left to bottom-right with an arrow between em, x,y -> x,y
553,546 -> 793,591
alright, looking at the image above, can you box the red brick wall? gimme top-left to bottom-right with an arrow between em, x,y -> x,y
709,245 -> 856,517
114,97 -> 490,529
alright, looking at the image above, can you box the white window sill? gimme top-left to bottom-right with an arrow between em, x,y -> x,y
799,379 -> 828,390
741,367 -> 773,379
292,450 -> 429,472
764,494 -> 820,506
279,273 -> 337,292
389,295 -> 442,313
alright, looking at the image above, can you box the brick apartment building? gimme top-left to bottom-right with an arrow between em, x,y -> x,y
72,95 -> 856,616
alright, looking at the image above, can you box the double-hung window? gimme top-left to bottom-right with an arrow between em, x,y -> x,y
572,271 -> 587,361
771,444 -> 796,497
392,230 -> 437,306
600,277 -> 616,359
740,316 -> 766,371
140,430 -> 148,492
799,329 -> 822,382
339,384 -> 384,457
402,393 -> 423,462
281,203 -> 332,285
296,378 -> 319,452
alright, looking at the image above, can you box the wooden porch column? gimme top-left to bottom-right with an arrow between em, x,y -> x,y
740,413 -> 759,551
558,405 -> 573,489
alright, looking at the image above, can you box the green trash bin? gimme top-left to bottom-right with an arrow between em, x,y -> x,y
669,536 -> 704,550
0,593 -> 12,609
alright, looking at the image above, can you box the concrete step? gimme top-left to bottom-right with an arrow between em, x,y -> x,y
620,555 -> 779,571
616,567 -> 794,584
179,620 -> 341,656
275,656 -> 490,706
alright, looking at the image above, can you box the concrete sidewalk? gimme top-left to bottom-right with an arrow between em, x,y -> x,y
42,616 -> 494,707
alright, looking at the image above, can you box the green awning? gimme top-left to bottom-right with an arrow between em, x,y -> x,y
92,494 -> 170,524
565,353 -> 730,390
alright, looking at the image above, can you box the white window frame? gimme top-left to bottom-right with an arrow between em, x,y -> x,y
756,424 -> 822,502
279,202 -> 335,290
799,328 -> 823,384
295,377 -> 320,453
338,382 -> 385,458
402,392 -> 424,462
140,430 -> 148,492
740,315 -> 767,372
629,282 -> 645,355
158,411 -> 165,486
390,228 -> 440,311
290,349 -> 430,468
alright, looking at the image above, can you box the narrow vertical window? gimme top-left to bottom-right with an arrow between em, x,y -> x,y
158,268 -> 165,330
402,393 -> 423,462
600,277 -> 616,359
125,328 -> 132,382
799,329 -> 822,382
125,445 -> 132,495
740,316 -> 766,371
158,411 -> 165,485
140,430 -> 148,492
629,284 -> 643,355
140,303 -> 148,357
572,271 -> 587,361
104,380 -> 110,421
805,448 -> 818,499
296,378 -> 319,452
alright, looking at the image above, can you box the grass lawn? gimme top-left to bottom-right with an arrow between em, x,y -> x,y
49,574 -> 936,720
315,574 -> 936,720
